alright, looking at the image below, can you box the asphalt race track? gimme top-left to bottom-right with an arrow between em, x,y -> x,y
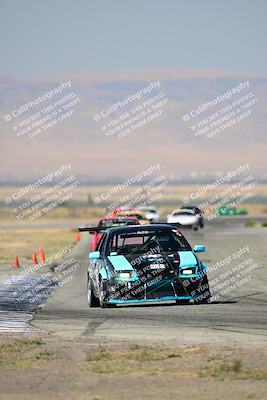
34,218 -> 267,345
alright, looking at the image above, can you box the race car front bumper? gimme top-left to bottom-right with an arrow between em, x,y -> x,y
106,275 -> 207,304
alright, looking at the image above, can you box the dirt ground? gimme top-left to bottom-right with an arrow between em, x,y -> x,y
0,334 -> 266,400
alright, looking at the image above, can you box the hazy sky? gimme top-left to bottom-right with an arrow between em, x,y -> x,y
0,0 -> 266,78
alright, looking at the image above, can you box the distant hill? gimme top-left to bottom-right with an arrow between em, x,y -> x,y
0,70 -> 266,181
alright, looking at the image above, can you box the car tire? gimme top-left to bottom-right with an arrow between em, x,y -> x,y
175,299 -> 190,305
99,280 -> 116,308
193,225 -> 198,231
87,278 -> 100,308
194,275 -> 211,304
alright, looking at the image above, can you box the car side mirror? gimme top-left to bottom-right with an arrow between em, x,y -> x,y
194,245 -> 206,253
89,251 -> 100,260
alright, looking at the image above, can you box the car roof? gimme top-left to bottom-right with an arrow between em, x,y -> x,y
100,216 -> 138,221
113,207 -> 136,211
138,206 -> 157,210
106,223 -> 175,234
181,206 -> 201,210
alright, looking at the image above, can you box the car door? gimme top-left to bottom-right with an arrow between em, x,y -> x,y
93,233 -> 107,293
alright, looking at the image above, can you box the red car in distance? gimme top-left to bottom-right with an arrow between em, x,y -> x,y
90,216 -> 140,251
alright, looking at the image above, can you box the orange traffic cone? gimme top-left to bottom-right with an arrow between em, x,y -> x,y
32,252 -> 38,265
13,256 -> 20,268
75,232 -> 80,241
39,247 -> 45,263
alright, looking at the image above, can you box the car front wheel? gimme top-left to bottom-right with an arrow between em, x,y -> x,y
194,275 -> 211,304
99,280 -> 116,308
87,278 -> 100,308
175,299 -> 191,305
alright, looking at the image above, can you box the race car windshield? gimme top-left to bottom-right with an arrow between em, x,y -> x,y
173,211 -> 193,216
108,229 -> 191,255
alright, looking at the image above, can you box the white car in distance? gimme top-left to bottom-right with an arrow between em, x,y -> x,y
167,209 -> 201,230
137,206 -> 160,223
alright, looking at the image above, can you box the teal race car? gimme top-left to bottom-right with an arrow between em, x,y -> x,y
79,224 -> 211,308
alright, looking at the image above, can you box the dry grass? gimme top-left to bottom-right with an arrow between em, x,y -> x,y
85,345 -> 183,375
0,335 -> 266,399
87,345 -> 181,362
199,359 -> 267,380
0,227 -> 76,264
245,220 -> 267,228
0,339 -> 54,368
0,205 -> 101,223
0,339 -> 43,354
84,345 -> 267,380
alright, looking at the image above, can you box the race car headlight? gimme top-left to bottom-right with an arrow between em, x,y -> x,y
182,269 -> 193,275
116,271 -> 134,279
180,267 -> 196,275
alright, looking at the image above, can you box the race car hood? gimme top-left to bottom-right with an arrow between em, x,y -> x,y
107,255 -> 134,272
108,251 -> 198,272
178,251 -> 198,269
